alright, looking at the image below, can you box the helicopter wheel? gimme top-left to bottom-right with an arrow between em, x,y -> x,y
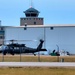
3,51 -> 7,55
11,53 -> 14,55
33,53 -> 36,56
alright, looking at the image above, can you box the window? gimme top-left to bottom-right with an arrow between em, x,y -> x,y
21,18 -> 23,20
39,18 -> 40,20
31,14 -> 37,17
26,14 -> 30,17
34,18 -> 35,20
24,18 -> 26,20
34,22 -> 36,25
26,18 -> 28,20
0,27 -> 4,31
41,18 -> 43,20
0,36 -> 4,39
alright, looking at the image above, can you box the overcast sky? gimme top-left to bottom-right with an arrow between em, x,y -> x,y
0,0 -> 75,26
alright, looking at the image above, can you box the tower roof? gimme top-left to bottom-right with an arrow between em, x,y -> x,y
24,7 -> 40,17
24,7 -> 40,13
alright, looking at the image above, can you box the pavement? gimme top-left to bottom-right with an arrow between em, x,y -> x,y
0,62 -> 75,67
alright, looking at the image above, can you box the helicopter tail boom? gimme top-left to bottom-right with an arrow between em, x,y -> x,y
39,49 -> 47,51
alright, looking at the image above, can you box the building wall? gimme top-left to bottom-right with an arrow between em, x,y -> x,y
5,27 -> 44,48
20,17 -> 43,26
46,27 -> 75,53
4,26 -> 75,54
0,27 -> 5,45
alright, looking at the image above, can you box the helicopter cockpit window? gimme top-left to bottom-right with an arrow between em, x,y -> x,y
16,47 -> 19,50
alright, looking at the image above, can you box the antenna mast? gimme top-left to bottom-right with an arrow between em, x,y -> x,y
30,0 -> 33,8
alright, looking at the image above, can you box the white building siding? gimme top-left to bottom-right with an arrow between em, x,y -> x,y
46,27 -> 75,53
5,27 -> 44,48
4,26 -> 75,53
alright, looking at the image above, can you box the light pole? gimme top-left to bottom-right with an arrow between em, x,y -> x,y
38,50 -> 40,62
44,27 -> 46,48
2,54 -> 4,62
2,45 -> 4,62
20,46 -> 21,62
56,45 -> 59,62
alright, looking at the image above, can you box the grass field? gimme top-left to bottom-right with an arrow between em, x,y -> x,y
0,55 -> 75,75
0,67 -> 75,75
0,54 -> 75,62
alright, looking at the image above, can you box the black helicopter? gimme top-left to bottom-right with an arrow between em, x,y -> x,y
0,39 -> 47,55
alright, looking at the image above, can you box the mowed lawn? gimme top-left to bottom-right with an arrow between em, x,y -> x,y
0,67 -> 75,75
0,54 -> 75,62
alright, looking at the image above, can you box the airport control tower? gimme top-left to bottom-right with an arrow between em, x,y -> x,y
20,6 -> 44,26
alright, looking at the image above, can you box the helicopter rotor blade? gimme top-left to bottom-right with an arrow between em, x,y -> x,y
0,39 -> 38,43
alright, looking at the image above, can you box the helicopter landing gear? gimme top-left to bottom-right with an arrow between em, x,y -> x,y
33,53 -> 36,56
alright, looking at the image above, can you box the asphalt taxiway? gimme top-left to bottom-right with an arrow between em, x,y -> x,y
0,62 -> 75,67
